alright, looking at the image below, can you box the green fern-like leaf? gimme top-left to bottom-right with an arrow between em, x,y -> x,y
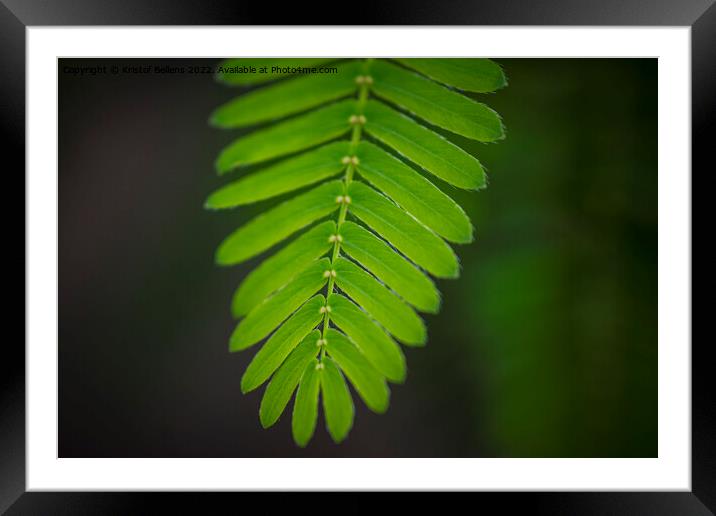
208,58 -> 506,446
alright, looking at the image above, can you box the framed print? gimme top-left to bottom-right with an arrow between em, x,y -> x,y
2,0 -> 710,512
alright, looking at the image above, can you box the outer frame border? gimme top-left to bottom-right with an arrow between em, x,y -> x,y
2,0 -> 710,513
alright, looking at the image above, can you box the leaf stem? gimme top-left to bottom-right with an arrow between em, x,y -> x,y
319,61 -> 372,358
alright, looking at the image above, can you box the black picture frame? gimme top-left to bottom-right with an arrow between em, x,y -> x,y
2,0 -> 709,512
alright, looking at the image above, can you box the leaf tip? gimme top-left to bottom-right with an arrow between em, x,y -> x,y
204,196 -> 219,211
465,227 -> 476,244
229,322 -> 250,352
240,374 -> 255,394
215,241 -> 239,267
293,436 -> 310,448
388,367 -> 407,385
414,333 -> 428,348
371,393 -> 390,414
424,304 -> 440,315
208,111 -> 223,128
259,409 -> 276,429
494,64 -> 509,90
328,426 -> 352,444
214,249 -> 230,266
230,300 -> 246,320
494,118 -> 507,141
215,154 -> 236,176
229,337 -> 242,353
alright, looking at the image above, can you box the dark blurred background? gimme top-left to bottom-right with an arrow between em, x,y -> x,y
59,58 -> 657,458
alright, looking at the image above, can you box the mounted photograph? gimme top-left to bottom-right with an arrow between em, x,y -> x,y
58,56 -> 657,458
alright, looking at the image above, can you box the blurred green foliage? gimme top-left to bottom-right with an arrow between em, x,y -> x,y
443,59 -> 657,457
